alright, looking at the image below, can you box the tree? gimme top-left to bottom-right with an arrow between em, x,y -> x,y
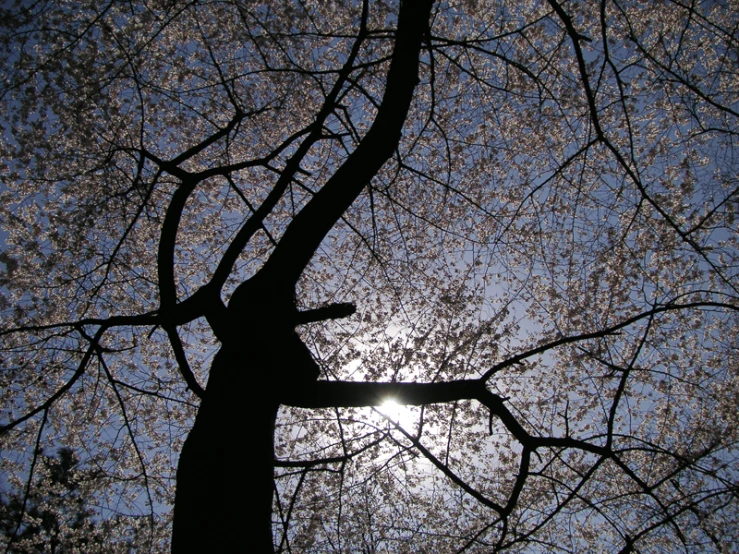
0,0 -> 737,551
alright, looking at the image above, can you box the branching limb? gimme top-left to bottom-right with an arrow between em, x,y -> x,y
0,327 -> 103,436
275,433 -> 386,468
481,300 -> 739,380
286,379 -> 611,460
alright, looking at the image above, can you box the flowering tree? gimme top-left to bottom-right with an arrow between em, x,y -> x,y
1,0 -> 737,552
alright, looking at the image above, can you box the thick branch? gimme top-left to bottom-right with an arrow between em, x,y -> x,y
285,379 -> 609,457
165,326 -> 206,399
157,179 -> 197,314
209,2 -> 371,296
294,302 -> 356,325
284,379 -> 484,409
258,0 -> 434,289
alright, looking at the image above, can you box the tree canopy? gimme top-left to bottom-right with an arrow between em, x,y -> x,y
1,0 -> 738,552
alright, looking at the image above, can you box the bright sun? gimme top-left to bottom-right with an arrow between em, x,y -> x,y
377,398 -> 416,429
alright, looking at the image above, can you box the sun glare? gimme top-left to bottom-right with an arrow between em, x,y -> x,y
378,398 -> 415,429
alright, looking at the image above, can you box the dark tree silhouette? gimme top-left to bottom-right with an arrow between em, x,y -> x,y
1,0 -> 737,552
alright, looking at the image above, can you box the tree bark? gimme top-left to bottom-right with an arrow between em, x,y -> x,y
172,345 -> 279,553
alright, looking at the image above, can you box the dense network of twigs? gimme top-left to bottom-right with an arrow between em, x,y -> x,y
1,0 -> 737,552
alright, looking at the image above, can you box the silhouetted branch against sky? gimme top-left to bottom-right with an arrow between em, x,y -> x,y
0,0 -> 738,552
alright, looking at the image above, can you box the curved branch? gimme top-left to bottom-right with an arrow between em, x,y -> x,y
390,418 -> 505,514
210,1 -> 372,296
165,326 -> 206,399
481,300 -> 739,381
156,177 -> 198,314
257,0 -> 434,290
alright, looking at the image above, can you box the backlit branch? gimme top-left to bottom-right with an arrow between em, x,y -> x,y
258,0 -> 434,290
210,2 -> 372,295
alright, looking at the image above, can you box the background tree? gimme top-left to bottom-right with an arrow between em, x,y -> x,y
1,0 -> 737,552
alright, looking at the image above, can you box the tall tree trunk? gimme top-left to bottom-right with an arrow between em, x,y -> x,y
172,345 -> 279,553
170,3 -> 434,550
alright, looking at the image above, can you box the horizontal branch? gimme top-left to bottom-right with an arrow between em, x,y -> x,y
284,379 -> 609,457
284,379 -> 484,409
275,434 -> 386,468
0,312 -> 160,338
294,303 -> 356,325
